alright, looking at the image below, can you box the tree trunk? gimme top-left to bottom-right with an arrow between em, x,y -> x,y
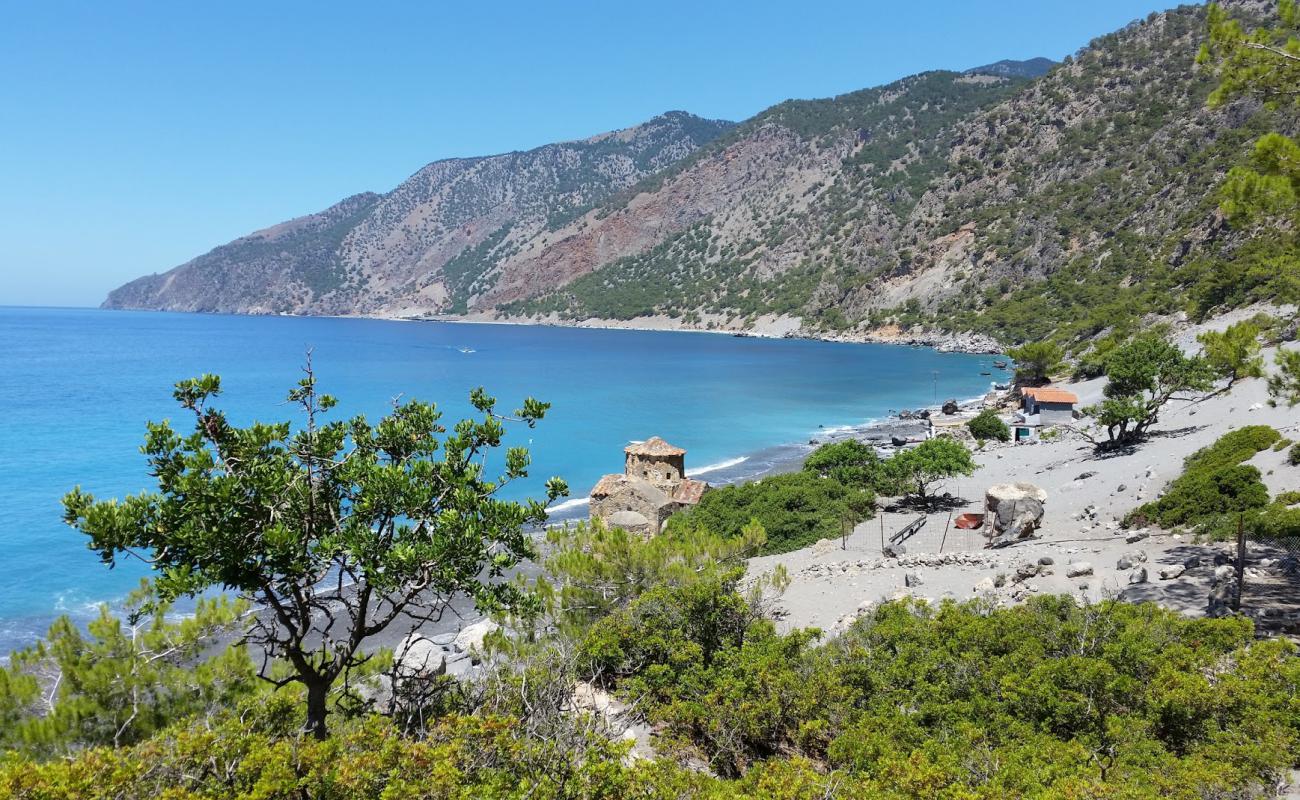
304,679 -> 330,740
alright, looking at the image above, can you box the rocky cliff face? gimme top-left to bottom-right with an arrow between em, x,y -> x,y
106,3 -> 1293,348
105,111 -> 734,315
503,1 -> 1292,344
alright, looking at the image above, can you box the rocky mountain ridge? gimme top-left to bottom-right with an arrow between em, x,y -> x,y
105,111 -> 734,315
105,2 -> 1295,350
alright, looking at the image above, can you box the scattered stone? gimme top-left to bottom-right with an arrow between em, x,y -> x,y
1075,471 -> 1097,481
973,577 -> 995,593
942,398 -> 960,415
1038,556 -> 1055,566
1129,567 -> 1148,584
883,543 -> 907,559
1159,564 -> 1186,581
1116,483 -> 1128,493
1065,562 -> 1094,578
1116,552 -> 1147,570
905,572 -> 923,588
993,573 -> 1008,588
1015,562 -> 1040,581
1125,530 -> 1150,544
1213,564 -> 1235,581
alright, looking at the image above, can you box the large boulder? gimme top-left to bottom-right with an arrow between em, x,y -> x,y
394,633 -> 447,679
984,483 -> 1048,548
941,399 -> 960,415
453,618 -> 500,656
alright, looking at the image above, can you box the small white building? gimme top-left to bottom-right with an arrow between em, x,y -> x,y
1020,387 -> 1079,426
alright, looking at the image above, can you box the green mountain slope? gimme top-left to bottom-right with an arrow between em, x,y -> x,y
497,2 -> 1295,348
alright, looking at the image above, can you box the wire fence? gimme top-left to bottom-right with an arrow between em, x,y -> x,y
869,507 -> 989,555
1225,515 -> 1300,635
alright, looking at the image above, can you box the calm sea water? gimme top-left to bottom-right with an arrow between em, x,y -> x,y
0,306 -> 1000,653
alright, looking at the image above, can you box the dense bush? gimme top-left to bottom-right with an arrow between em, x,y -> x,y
584,585 -> 1300,790
803,439 -> 886,488
966,409 -> 1011,442
7,592 -> 1296,799
665,471 -> 874,554
1128,425 -> 1280,530
1290,442 -> 1300,466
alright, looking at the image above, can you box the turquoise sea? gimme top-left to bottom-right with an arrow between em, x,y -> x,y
0,306 -> 1001,653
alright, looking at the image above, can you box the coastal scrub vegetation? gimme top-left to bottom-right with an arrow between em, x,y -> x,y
1125,425 -> 1298,539
664,470 -> 874,555
4,589 -> 1299,798
802,439 -> 888,489
0,582 -> 255,757
966,408 -> 1011,443
60,365 -> 567,739
666,437 -> 978,556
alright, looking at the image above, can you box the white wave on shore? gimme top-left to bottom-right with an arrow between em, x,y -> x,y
687,456 -> 749,476
546,496 -> 590,515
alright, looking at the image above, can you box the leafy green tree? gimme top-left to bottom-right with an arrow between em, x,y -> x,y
1083,333 -> 1216,445
1197,320 -> 1265,388
0,582 -> 254,756
61,365 -> 567,738
883,437 -> 976,506
1007,341 -> 1064,386
803,439 -> 886,489
966,409 -> 1011,443
1268,347 -> 1300,406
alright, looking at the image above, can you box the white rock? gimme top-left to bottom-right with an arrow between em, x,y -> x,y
453,619 -> 500,654
1065,562 -> 1094,578
395,634 -> 446,678
1159,564 -> 1186,580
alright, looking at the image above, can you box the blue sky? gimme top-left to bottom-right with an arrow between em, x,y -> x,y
2,0 -> 1183,307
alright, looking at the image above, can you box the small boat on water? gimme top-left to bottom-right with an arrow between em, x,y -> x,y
993,360 -> 1008,369
980,371 -> 991,376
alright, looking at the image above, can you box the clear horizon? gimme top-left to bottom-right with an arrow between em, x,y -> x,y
3,0 -> 1182,307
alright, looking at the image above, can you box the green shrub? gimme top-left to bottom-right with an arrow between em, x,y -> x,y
1275,490 -> 1300,506
966,409 -> 1011,442
803,439 -> 887,488
666,471 -> 874,554
1290,442 -> 1300,466
4,596 -> 1299,799
1185,425 -> 1281,472
1253,503 -> 1300,538
1128,426 -> 1279,530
